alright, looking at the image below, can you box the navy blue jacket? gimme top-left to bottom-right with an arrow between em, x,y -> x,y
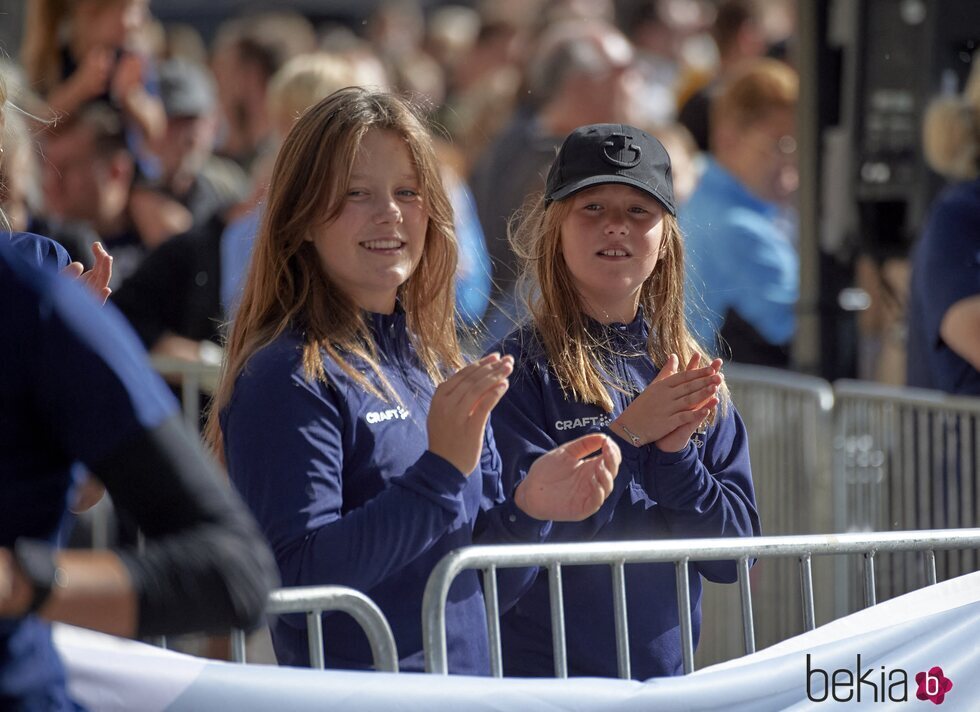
907,178 -> 980,395
489,316 -> 760,679
6,231 -> 71,271
222,310 -> 551,674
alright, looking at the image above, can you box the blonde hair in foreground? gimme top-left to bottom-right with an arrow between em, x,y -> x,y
206,87 -> 461,457
510,194 -> 728,416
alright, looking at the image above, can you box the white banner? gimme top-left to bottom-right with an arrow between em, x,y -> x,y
58,570 -> 980,711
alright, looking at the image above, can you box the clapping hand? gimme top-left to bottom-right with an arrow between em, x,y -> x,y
428,354 -> 513,476
515,433 -> 621,521
654,353 -> 723,453
612,353 -> 722,447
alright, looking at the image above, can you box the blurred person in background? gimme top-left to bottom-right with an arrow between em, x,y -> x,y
649,121 -> 701,206
677,0 -> 769,151
20,0 -> 165,149
129,58 -> 247,249
434,140 -> 494,338
424,4 -> 482,80
470,18 -> 640,346
40,103 -> 148,288
438,7 -> 527,175
366,0 -> 446,106
145,20 -> 210,68
682,58 -> 799,368
0,61 -> 108,267
0,69 -> 277,712
614,0 -> 686,127
907,59 -> 980,395
209,11 -> 316,172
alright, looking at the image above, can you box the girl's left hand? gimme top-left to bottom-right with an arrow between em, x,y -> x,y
654,353 -> 723,452
515,433 -> 621,521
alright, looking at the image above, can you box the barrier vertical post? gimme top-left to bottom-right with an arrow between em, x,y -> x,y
610,560 -> 631,679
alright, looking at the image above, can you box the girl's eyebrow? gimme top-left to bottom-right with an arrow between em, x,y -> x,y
349,173 -> 419,181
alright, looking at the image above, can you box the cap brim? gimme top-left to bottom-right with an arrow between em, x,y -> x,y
547,175 -> 676,216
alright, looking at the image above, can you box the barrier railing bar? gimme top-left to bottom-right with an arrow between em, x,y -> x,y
737,556 -> 755,655
610,560 -> 630,679
264,586 -> 398,673
482,565 -> 503,678
800,554 -> 815,631
675,558 -> 694,674
180,375 -> 199,433
230,628 -> 247,663
864,552 -> 877,607
306,611 -> 325,669
421,530 -> 980,676
925,550 -> 937,586
548,564 -> 568,678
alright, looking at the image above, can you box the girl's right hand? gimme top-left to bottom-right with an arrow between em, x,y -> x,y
427,354 -> 513,476
612,353 -> 722,446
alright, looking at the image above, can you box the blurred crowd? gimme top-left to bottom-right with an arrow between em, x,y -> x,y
1,0 -> 798,367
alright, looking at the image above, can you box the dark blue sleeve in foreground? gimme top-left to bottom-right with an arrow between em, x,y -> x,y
6,231 -> 72,271
21,254 -> 178,465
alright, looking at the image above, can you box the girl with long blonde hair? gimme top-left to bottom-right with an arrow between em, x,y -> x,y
488,123 -> 760,679
207,88 -> 623,673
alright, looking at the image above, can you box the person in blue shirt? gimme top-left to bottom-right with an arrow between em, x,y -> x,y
206,88 -> 623,674
681,58 -> 799,368
489,123 -> 761,679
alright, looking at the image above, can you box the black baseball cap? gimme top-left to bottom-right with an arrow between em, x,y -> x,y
545,123 -> 676,216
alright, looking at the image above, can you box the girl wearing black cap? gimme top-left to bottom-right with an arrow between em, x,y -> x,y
488,123 -> 761,679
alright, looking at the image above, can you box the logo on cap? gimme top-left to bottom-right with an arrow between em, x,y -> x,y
602,133 -> 641,168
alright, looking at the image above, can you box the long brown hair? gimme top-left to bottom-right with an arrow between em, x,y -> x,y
511,192 -> 728,415
206,88 -> 461,457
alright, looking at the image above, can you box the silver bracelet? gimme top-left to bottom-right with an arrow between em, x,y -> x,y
617,421 -> 643,447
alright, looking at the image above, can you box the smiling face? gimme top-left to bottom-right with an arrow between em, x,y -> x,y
558,183 -> 666,323
307,129 -> 428,314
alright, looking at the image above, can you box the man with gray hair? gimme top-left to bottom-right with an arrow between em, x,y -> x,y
470,19 -> 639,344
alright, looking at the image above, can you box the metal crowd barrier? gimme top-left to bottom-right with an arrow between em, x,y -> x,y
227,586 -> 399,672
143,360 -> 980,676
79,358 -> 222,550
832,380 -> 980,612
150,356 -> 221,434
421,529 -> 980,678
703,364 -> 835,665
